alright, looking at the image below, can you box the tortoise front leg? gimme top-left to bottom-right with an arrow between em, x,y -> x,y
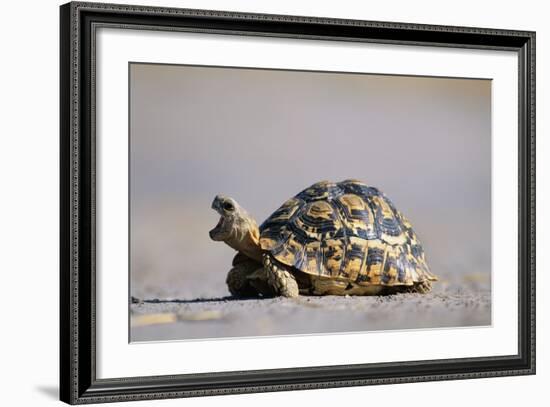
226,253 -> 274,297
226,265 -> 257,297
263,254 -> 299,298
226,253 -> 261,297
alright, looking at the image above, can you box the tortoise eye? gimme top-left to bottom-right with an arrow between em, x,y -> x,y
223,202 -> 234,211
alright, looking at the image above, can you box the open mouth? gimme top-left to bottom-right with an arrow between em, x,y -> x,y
210,216 -> 224,233
209,201 -> 227,238
209,216 -> 226,240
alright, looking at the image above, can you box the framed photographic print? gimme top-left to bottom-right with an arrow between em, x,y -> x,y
60,1 -> 536,404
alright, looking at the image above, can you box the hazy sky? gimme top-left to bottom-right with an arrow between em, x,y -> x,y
129,63 -> 491,299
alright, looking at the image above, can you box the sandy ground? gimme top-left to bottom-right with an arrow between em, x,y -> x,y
130,284 -> 491,342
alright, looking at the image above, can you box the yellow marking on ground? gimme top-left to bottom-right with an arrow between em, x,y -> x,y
131,310 -> 226,327
131,313 -> 177,327
177,310 -> 224,321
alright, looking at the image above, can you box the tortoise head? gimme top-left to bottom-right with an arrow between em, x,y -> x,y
209,195 -> 262,261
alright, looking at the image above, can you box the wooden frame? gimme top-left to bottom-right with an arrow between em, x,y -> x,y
60,1 -> 535,404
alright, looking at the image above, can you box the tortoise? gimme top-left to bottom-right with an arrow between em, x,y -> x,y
209,179 -> 437,298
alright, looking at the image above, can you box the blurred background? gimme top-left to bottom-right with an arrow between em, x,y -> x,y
129,63 -> 491,338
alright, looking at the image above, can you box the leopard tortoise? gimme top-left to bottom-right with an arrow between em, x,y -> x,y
209,179 -> 437,298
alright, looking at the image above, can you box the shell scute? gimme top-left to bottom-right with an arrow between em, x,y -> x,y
341,236 -> 368,281
292,200 -> 342,241
322,239 -> 345,278
334,193 -> 377,240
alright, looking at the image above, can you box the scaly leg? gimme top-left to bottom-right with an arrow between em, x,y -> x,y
263,254 -> 299,298
226,253 -> 262,297
226,254 -> 274,297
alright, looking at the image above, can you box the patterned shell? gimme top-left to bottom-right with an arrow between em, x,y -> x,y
259,180 -> 437,286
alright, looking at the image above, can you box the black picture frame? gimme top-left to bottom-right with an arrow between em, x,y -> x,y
60,1 -> 536,404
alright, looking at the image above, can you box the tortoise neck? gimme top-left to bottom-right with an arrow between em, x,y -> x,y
226,222 -> 263,263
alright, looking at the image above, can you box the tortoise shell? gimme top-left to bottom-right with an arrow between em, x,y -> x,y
259,180 -> 436,286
